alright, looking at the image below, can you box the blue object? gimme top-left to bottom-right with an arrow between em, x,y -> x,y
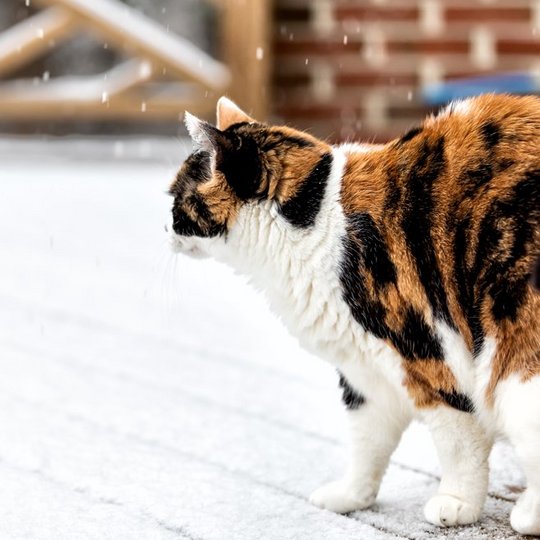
422,73 -> 537,105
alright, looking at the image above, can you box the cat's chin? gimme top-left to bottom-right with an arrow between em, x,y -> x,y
169,235 -> 210,259
173,244 -> 209,260
182,246 -> 210,260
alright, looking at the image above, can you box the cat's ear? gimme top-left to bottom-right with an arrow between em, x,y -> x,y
216,96 -> 254,130
184,111 -> 230,153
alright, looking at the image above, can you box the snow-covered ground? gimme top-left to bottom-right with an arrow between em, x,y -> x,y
0,138 -> 526,539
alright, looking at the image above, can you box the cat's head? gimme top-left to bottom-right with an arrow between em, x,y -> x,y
168,97 -> 330,259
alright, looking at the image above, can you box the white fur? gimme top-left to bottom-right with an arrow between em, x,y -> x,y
472,337 -> 498,431
435,322 -> 475,397
445,99 -> 472,116
338,142 -> 385,155
421,406 -> 492,527
183,112 -> 216,153
310,383 -> 412,513
496,375 -> 540,536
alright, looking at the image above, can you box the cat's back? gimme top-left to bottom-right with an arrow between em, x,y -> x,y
339,93 -> 540,361
340,94 -> 540,218
424,93 -> 540,190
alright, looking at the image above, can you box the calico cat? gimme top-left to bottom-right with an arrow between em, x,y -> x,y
168,94 -> 540,535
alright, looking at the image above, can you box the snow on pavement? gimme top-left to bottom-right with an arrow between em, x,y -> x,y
0,139 -> 526,539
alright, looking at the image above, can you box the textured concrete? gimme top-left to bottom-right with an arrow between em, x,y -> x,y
0,139 -> 524,539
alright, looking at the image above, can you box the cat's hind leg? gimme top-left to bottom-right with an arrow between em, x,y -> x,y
309,372 -> 412,514
422,406 -> 492,527
497,374 -> 540,536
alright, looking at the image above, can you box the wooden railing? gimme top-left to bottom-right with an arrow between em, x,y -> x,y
0,0 -> 270,122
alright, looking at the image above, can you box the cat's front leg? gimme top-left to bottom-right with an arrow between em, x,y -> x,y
309,373 -> 412,514
422,406 -> 492,527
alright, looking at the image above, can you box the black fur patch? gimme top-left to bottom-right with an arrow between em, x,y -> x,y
401,136 -> 455,326
350,213 -> 397,289
279,153 -> 333,228
340,228 -> 391,341
397,126 -> 423,145
384,181 -> 401,213
397,308 -> 444,360
340,217 -> 444,361
169,152 -> 212,198
474,170 -> 540,321
438,390 -> 475,413
531,257 -> 540,290
461,163 -> 493,199
182,151 -> 212,184
217,132 -> 263,200
171,203 -> 226,238
453,216 -> 484,356
480,121 -> 502,150
338,373 -> 365,410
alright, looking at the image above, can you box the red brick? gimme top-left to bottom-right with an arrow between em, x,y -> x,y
272,1 -> 540,141
275,40 -> 362,56
446,8 -> 531,23
387,40 -> 469,55
335,7 -> 419,22
497,40 -> 540,55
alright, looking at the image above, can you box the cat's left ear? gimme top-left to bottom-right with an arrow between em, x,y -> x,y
216,96 -> 254,130
184,111 -> 231,153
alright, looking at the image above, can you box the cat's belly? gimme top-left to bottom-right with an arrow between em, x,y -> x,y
276,284 -> 506,422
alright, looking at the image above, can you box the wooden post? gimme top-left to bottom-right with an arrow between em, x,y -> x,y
220,0 -> 271,121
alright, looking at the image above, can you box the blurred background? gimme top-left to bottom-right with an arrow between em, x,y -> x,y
0,2 -> 536,539
1,0 -> 540,141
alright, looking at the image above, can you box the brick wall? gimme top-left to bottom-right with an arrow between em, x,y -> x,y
272,0 -> 540,142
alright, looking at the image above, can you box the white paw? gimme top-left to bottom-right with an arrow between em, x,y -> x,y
510,489 -> 540,536
424,494 -> 481,527
309,480 -> 376,514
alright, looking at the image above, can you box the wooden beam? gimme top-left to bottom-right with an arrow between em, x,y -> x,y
220,0 -> 271,120
34,0 -> 230,91
0,77 -> 215,120
0,7 -> 75,77
96,58 -> 154,98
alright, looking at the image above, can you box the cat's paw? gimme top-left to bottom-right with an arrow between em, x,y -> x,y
510,489 -> 540,536
424,494 -> 481,527
309,480 -> 376,514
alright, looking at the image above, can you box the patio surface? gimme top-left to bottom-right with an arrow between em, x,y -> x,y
0,138 -> 526,539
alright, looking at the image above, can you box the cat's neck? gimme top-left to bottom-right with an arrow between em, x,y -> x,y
218,147 -> 368,359
224,147 -> 347,279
